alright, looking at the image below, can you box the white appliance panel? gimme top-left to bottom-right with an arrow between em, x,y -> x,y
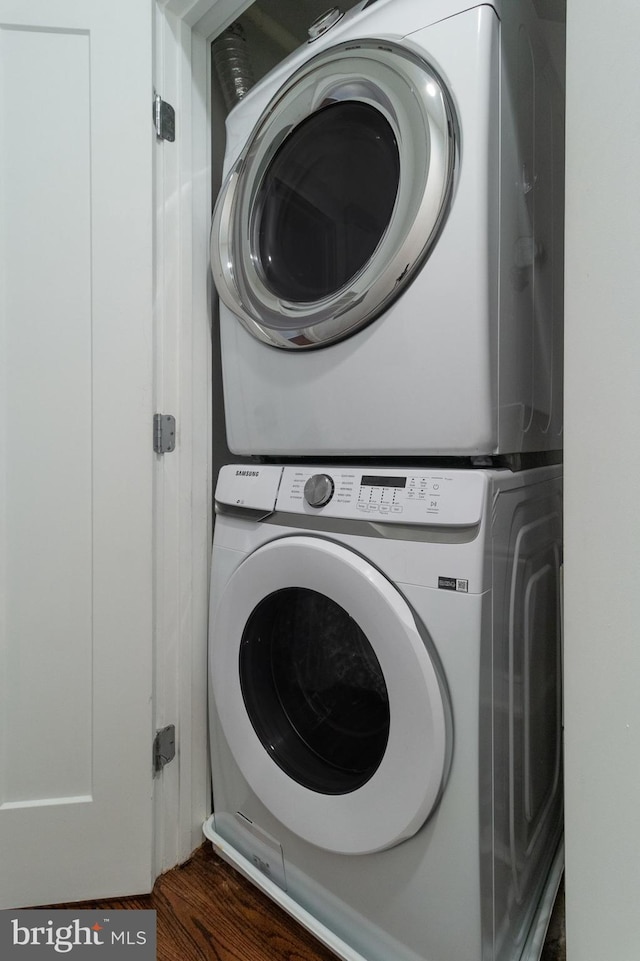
212,0 -> 565,456
207,463 -> 564,961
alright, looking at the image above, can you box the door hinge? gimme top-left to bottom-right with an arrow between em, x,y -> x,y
154,93 -> 175,142
153,724 -> 176,776
154,413 -> 176,454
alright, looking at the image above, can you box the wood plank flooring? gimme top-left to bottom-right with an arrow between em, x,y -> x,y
43,842 -> 566,961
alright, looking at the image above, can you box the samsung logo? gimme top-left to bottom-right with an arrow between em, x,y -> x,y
235,470 -> 260,477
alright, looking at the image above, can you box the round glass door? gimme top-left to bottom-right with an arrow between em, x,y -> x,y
210,536 -> 452,854
254,101 -> 400,303
211,39 -> 457,349
240,587 -> 390,794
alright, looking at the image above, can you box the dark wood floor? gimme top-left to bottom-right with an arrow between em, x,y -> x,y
45,842 -> 566,961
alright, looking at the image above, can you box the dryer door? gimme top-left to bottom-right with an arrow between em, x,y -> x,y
211,39 -> 457,349
210,535 -> 452,854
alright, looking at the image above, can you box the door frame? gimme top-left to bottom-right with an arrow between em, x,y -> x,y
152,0 -> 254,874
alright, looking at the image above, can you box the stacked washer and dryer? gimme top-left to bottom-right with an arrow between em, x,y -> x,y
205,2 -> 566,961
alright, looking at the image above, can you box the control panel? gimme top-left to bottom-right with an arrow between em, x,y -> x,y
276,466 -> 486,527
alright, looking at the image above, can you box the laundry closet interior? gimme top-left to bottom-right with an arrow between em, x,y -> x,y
2,1 -> 637,959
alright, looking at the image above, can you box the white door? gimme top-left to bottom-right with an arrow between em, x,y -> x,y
211,40 -> 456,349
0,0 -> 154,908
211,535 -> 452,854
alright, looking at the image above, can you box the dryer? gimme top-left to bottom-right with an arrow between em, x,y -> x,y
205,462 -> 564,961
210,0 -> 566,458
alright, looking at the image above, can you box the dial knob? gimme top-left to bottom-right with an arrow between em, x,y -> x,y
304,473 -> 335,508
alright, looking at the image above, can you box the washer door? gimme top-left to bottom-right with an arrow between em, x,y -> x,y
211,39 -> 457,349
210,536 -> 452,854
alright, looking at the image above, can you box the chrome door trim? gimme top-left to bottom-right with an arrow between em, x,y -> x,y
211,39 -> 458,350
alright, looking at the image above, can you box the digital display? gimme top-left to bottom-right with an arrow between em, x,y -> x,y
361,475 -> 407,488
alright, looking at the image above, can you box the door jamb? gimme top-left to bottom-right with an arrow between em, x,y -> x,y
152,0 -> 247,876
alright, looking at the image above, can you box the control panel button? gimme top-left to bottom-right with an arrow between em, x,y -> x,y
303,473 -> 335,508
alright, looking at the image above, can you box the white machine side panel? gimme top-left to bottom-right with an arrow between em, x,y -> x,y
498,2 -> 565,452
488,473 -> 563,961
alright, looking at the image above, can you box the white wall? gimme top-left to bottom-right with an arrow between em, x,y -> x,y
564,1 -> 640,956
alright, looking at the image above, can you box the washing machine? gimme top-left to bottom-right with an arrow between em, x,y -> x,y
205,462 -> 564,961
210,0 -> 566,458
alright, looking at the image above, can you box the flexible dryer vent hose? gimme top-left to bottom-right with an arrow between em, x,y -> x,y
213,22 -> 255,111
